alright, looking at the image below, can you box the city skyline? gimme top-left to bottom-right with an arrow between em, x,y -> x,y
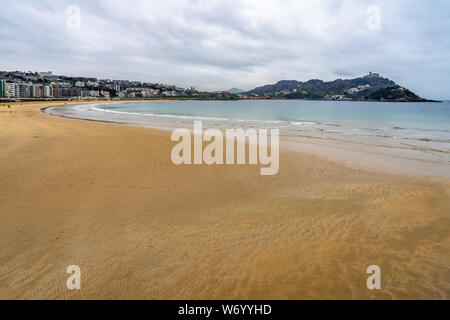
1,0 -> 450,99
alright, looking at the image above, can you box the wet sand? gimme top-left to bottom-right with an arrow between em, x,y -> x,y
0,102 -> 449,299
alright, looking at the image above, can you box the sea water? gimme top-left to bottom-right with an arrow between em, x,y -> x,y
46,100 -> 450,172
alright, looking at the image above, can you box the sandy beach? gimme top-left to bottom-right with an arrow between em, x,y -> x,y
0,101 -> 449,300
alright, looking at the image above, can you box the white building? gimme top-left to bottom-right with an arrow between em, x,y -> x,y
162,90 -> 177,97
118,92 -> 128,99
357,85 -> 371,90
86,81 -> 99,87
347,88 -> 359,94
6,82 -> 16,98
43,85 -> 53,98
15,83 -> 26,98
75,81 -> 85,87
57,81 -> 71,88
39,71 -> 53,78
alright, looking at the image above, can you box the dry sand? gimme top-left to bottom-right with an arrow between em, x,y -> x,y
0,101 -> 449,299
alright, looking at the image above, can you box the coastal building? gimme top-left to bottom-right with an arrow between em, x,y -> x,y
6,82 -> 16,98
24,75 -> 39,82
90,90 -> 100,97
366,72 -> 380,78
75,81 -> 85,87
140,88 -> 155,97
16,82 -> 26,98
0,80 -> 6,97
128,92 -> 141,98
42,75 -> 60,81
43,85 -> 53,98
118,92 -> 128,99
325,94 -> 345,100
31,84 -> 41,98
39,71 -> 53,78
6,82 -> 26,98
346,88 -> 359,94
57,81 -> 71,88
162,90 -> 177,97
53,87 -> 61,98
21,83 -> 32,98
39,72 -> 59,81
86,81 -> 99,87
346,85 -> 370,95
101,90 -> 110,98
61,88 -> 81,97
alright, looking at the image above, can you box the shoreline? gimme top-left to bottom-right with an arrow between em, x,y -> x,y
1,96 -> 442,103
0,101 -> 449,299
41,101 -> 450,178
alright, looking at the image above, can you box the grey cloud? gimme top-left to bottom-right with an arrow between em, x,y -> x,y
0,0 -> 449,98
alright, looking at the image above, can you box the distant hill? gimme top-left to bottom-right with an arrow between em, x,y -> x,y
245,73 -> 433,102
227,87 -> 244,94
364,85 -> 431,102
214,87 -> 244,94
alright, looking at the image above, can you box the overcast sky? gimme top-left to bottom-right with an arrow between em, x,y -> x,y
1,0 -> 449,99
